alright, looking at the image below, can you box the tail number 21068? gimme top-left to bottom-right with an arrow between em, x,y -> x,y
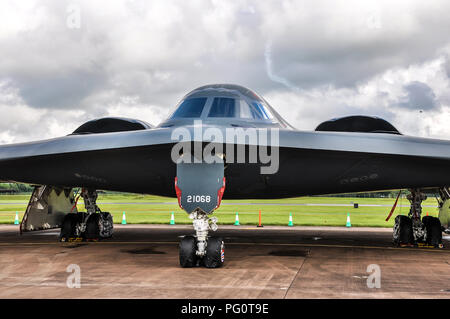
186,195 -> 211,203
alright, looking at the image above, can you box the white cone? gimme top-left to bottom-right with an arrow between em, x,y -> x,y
346,213 -> 351,227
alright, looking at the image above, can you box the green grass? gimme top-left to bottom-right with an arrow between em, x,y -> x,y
0,193 -> 439,227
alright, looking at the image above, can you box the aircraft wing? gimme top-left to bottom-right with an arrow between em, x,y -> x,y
0,126 -> 449,198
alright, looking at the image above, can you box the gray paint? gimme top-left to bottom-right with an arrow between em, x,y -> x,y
0,126 -> 450,161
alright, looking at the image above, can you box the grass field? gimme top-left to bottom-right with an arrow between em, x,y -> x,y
0,193 -> 440,227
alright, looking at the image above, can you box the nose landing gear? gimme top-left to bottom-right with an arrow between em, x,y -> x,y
179,210 -> 224,268
175,154 -> 226,268
177,209 -> 225,269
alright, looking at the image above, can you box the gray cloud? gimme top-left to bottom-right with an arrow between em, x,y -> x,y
0,0 -> 449,142
397,81 -> 440,111
444,54 -> 450,78
15,70 -> 107,109
257,1 -> 450,90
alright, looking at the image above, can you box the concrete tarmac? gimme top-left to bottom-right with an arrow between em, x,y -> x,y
0,224 -> 449,299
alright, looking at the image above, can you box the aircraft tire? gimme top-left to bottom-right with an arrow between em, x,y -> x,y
204,237 -> 225,268
393,215 -> 414,246
422,216 -> 442,247
59,213 -> 78,241
85,213 -> 100,240
179,236 -> 197,268
99,212 -> 113,238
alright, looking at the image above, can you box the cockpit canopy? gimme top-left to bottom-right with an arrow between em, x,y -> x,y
158,84 -> 292,128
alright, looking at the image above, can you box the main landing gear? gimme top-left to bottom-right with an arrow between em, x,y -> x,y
393,188 -> 443,248
59,188 -> 113,242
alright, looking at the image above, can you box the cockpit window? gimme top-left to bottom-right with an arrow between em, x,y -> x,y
238,99 -> 253,119
167,93 -> 275,122
170,97 -> 207,118
251,101 -> 273,120
206,97 -> 275,120
208,97 -> 236,117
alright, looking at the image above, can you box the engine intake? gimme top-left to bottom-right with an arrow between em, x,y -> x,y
72,117 -> 153,135
315,115 -> 401,135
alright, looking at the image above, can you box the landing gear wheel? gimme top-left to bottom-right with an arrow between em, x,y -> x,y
99,212 -> 113,238
204,237 -> 225,268
393,215 -> 414,246
179,236 -> 197,268
59,213 -> 78,241
85,213 -> 100,240
422,216 -> 443,247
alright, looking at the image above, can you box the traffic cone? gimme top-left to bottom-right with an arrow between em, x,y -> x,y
234,212 -> 240,226
121,211 -> 127,225
170,212 -> 175,225
346,213 -> 351,227
288,213 -> 294,227
14,212 -> 19,225
257,210 -> 263,227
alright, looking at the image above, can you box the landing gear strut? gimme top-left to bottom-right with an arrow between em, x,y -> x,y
408,188 -> 427,242
59,188 -> 113,241
393,188 -> 443,248
191,210 -> 218,257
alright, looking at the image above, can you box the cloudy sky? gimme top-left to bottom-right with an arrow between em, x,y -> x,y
1,0 -> 450,143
